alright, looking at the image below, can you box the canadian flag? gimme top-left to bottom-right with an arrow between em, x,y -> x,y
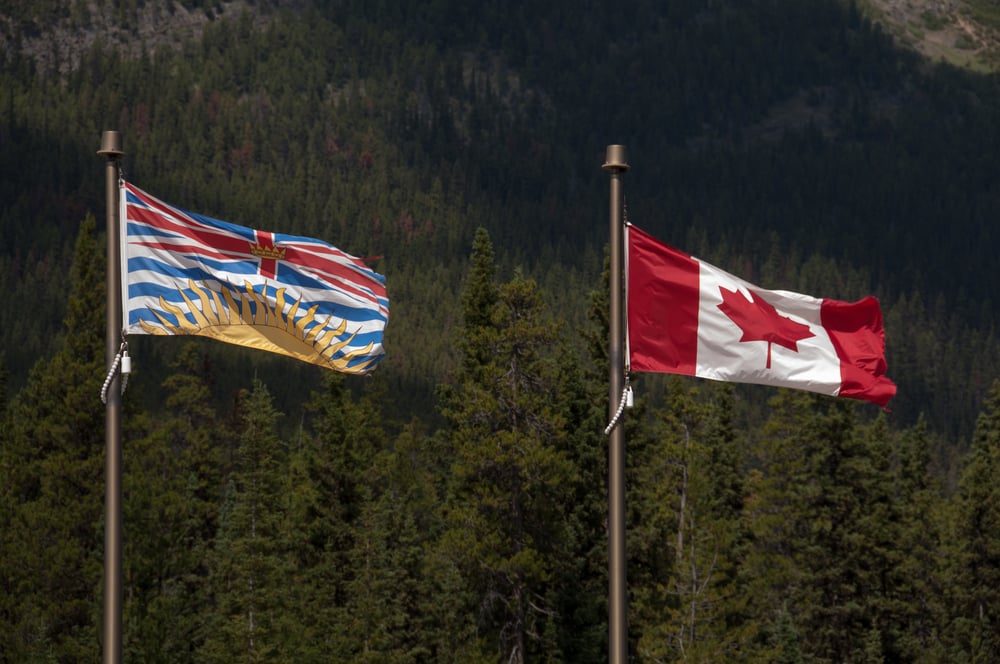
626,224 -> 896,408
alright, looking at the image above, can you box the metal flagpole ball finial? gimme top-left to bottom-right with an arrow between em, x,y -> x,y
603,144 -> 630,172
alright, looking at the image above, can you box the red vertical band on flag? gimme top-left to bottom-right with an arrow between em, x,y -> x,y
253,230 -> 280,280
821,296 -> 896,408
627,224 -> 700,375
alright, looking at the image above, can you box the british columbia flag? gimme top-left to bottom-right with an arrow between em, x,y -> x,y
121,181 -> 388,374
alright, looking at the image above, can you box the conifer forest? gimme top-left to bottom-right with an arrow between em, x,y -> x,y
4,0 -> 1000,661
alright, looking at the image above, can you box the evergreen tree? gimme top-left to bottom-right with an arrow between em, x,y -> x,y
770,604 -> 804,664
633,379 -> 750,661
439,228 -> 577,663
292,370 -> 440,661
884,417 -> 949,661
743,391 -> 900,662
277,371 -> 386,658
949,379 -> 1000,660
342,418 -> 435,662
0,214 -> 107,662
547,344 -> 608,663
199,380 -> 293,663
122,341 -> 231,663
457,226 -> 499,375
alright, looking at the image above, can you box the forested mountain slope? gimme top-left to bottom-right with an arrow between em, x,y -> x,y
4,1 -> 1000,661
2,0 -> 1000,441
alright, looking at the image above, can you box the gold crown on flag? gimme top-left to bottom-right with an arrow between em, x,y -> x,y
250,243 -> 286,260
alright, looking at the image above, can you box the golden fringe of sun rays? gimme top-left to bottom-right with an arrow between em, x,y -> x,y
139,279 -> 379,374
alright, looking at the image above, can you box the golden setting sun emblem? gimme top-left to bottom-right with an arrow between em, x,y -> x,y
139,279 -> 380,374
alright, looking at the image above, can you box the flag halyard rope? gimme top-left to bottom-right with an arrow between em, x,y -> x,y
604,378 -> 632,435
100,337 -> 131,404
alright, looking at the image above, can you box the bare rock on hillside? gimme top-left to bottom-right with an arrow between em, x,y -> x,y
0,0 -> 279,74
864,0 -> 1000,69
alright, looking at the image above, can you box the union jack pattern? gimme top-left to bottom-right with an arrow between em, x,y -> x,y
121,181 -> 388,374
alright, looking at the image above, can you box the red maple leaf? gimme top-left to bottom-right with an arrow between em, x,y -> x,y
717,287 -> 815,369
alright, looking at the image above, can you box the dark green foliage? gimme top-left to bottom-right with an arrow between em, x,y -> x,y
770,604 -> 805,664
739,392 -> 956,662
439,228 -> 579,662
630,379 -> 751,661
0,215 -> 107,662
5,202 -> 1000,661
885,417 -> 950,661
2,0 -> 1000,443
340,421 -> 435,662
948,380 -> 1000,660
121,342 -> 229,662
199,380 -> 296,663
6,1 -> 1000,661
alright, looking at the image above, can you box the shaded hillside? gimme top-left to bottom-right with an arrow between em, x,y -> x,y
1,0 -> 1000,442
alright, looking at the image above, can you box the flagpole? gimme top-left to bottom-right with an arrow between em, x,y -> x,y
603,144 -> 629,664
98,130 -> 124,664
